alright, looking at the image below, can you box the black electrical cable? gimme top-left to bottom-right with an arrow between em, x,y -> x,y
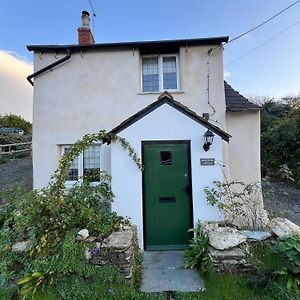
225,19 -> 300,66
228,0 -> 300,44
208,0 -> 300,53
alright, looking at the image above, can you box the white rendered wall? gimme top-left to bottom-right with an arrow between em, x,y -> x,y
111,104 -> 224,249
226,111 -> 261,184
31,45 -> 226,189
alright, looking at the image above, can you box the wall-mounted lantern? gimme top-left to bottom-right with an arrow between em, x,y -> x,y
203,129 -> 214,151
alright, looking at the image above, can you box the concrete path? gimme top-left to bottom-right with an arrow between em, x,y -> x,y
140,251 -> 205,293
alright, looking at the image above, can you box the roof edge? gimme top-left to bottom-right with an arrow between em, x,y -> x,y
224,81 -> 261,112
110,94 -> 231,142
27,36 -> 229,52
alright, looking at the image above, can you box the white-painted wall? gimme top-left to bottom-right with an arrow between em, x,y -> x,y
31,45 -> 226,189
226,111 -> 261,184
111,104 -> 223,248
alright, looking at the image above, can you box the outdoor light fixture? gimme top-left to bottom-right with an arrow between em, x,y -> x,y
203,129 -> 214,151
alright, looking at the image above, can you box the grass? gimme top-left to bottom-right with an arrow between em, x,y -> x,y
176,273 -> 263,300
175,270 -> 297,300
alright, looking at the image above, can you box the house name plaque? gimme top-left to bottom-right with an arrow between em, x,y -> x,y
200,158 -> 215,166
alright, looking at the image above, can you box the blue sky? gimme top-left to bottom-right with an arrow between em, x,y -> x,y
1,0 -> 300,98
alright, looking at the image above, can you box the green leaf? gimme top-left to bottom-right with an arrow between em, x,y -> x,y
20,285 -> 34,295
287,276 -> 294,290
31,272 -> 43,278
17,275 -> 33,285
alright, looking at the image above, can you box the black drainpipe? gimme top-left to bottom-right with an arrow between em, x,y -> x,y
27,48 -> 71,86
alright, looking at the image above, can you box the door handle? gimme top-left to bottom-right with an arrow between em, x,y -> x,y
183,185 -> 190,195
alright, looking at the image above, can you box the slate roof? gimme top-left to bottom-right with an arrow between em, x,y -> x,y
225,81 -> 260,112
110,91 -> 231,142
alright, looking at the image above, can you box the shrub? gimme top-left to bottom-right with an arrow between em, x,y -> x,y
0,114 -> 32,133
184,222 -> 209,271
0,130 -> 146,299
260,97 -> 300,186
205,181 -> 268,229
272,235 -> 300,294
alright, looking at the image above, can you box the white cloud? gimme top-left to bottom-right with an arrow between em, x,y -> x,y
0,50 -> 33,121
224,71 -> 231,78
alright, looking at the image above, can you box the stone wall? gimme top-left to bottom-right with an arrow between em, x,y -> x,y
81,225 -> 138,283
204,222 -> 271,273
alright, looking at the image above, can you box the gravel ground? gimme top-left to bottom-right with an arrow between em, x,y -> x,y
0,157 -> 33,191
263,180 -> 300,226
0,158 -> 299,225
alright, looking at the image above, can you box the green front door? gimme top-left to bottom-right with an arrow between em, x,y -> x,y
143,141 -> 193,250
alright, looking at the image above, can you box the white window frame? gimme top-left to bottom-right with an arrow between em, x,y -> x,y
141,54 -> 180,93
61,144 -> 101,188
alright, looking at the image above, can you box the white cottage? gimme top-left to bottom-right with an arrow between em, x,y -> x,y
27,11 -> 261,250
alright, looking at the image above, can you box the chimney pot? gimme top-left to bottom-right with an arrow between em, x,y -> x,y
78,11 -> 95,45
81,10 -> 90,27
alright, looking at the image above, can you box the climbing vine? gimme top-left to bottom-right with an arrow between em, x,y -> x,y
49,130 -> 143,196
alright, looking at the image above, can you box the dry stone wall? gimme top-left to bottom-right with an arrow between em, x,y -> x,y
79,224 -> 138,284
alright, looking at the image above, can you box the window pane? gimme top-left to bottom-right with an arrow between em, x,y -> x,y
142,57 -> 159,92
64,147 -> 79,181
160,151 -> 172,166
83,145 -> 100,182
163,57 -> 177,90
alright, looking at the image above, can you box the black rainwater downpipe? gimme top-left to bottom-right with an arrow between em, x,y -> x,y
27,48 -> 71,86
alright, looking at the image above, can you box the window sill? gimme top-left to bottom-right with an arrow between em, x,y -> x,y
64,180 -> 100,189
137,91 -> 184,95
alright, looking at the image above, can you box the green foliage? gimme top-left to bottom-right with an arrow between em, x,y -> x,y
0,130 -> 146,299
272,235 -> 300,293
278,164 -> 294,182
261,97 -> 300,186
0,178 -> 124,297
0,114 -> 32,133
184,222 -> 209,271
0,124 -> 32,164
0,286 -> 17,300
175,273 -> 267,300
180,241 -> 298,300
0,133 -> 31,145
245,241 -> 298,300
205,180 -> 267,229
133,250 -> 144,290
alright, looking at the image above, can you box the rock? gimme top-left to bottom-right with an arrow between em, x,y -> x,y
77,229 -> 89,240
84,246 -> 92,260
86,236 -> 96,242
202,221 -> 219,234
12,241 -> 30,252
209,247 -> 246,262
208,227 -> 247,250
239,230 -> 271,241
270,218 -> 300,237
208,246 -> 252,273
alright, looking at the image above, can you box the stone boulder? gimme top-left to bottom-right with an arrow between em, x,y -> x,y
12,241 -> 30,252
77,229 -> 89,240
239,230 -> 271,241
208,227 -> 247,250
270,218 -> 300,237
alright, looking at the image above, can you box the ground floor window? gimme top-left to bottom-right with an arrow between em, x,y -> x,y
61,145 -> 101,184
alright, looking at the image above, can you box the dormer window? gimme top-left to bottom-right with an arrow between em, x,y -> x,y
142,55 -> 179,92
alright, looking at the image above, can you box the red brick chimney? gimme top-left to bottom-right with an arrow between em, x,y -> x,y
78,11 -> 95,45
